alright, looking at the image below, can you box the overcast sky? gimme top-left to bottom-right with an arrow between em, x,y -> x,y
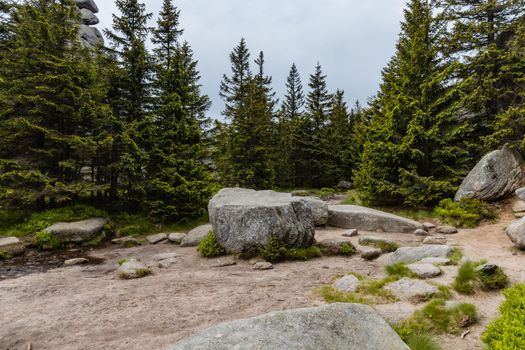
96,0 -> 407,119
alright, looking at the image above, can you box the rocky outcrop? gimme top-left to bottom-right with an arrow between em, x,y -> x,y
328,205 -> 424,233
506,217 -> 525,249
455,145 -> 524,202
169,303 -> 409,350
44,218 -> 107,243
208,188 -> 315,253
75,0 -> 104,48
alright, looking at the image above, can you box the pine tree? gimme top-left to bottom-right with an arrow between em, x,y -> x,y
355,0 -> 470,206
0,0 -> 109,209
147,0 -> 212,220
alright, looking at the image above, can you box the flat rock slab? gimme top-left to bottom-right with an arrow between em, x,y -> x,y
334,275 -> 361,293
158,258 -> 178,269
301,197 -> 329,226
436,225 -> 458,235
359,236 -> 395,246
328,205 -> 424,233
317,238 -> 355,255
152,252 -> 179,261
180,224 -> 212,247
169,303 -> 409,350
384,278 -> 438,303
407,263 -> 442,279
387,245 -> 452,264
374,302 -> 418,324
252,262 -> 273,270
208,188 -> 315,253
0,237 -> 20,247
342,229 -> 358,237
64,258 -> 88,266
168,233 -> 186,244
147,233 -> 168,244
117,259 -> 151,279
360,247 -> 382,260
111,237 -> 141,247
506,217 -> 525,249
419,257 -> 451,265
413,229 -> 430,236
423,235 -> 447,245
44,218 -> 107,243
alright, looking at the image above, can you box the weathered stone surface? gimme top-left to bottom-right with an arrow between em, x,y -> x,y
147,233 -> 168,244
407,263 -> 442,279
359,236 -> 396,247
117,259 -> 151,279
211,258 -> 237,268
436,225 -> 458,234
506,217 -> 525,249
301,197 -> 329,226
334,275 -> 360,293
180,224 -> 212,247
208,189 -> 315,253
516,187 -> 525,201
342,229 -> 358,237
384,278 -> 438,302
158,258 -> 177,269
317,239 -> 355,255
76,0 -> 98,13
253,262 -> 273,270
64,258 -> 88,266
0,237 -> 19,247
413,229 -> 430,236
423,222 -> 436,230
515,212 -> 525,219
79,8 -> 99,25
44,218 -> 107,243
169,303 -> 410,350
79,25 -> 104,48
512,200 -> 525,213
419,257 -> 451,265
336,181 -> 353,189
328,205 -> 424,233
387,245 -> 452,264
168,233 -> 186,244
455,145 -> 524,202
423,235 -> 447,245
152,252 -> 179,261
111,237 -> 141,247
360,247 -> 382,260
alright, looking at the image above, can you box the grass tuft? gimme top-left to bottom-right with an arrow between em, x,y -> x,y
406,333 -> 443,350
385,263 -> 416,278
453,261 -> 509,294
197,231 -> 227,258
259,236 -> 321,262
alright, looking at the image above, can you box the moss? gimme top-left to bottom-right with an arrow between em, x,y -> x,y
34,230 -> 63,250
385,263 -> 417,278
117,258 -> 129,266
197,231 -> 227,258
453,261 -> 509,294
0,249 -> 11,259
134,268 -> 152,278
259,236 -> 320,262
82,232 -> 106,247
482,284 -> 525,350
405,333 -> 443,350
434,198 -> 496,228
361,239 -> 399,253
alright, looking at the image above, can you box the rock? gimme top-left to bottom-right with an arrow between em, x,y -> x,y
422,235 -> 447,245
158,258 -> 178,269
360,247 -> 382,260
334,275 -> 360,293
152,252 -> 179,261
169,303 -> 410,350
423,222 -> 436,230
79,8 -> 99,25
505,217 -> 525,249
328,205 -> 424,233
407,263 -> 442,279
419,257 -> 451,265
44,218 -> 107,243
0,237 -> 20,247
515,212 -> 525,219
301,197 -> 329,226
413,229 -> 430,236
64,258 -> 88,266
374,302 -> 417,324
111,237 -> 141,247
359,236 -> 396,247
147,233 -> 168,244
78,25 -> 104,48
291,190 -> 310,197
455,144 -> 524,202
208,188 -> 315,253
117,259 -> 151,279
211,258 -> 237,268
336,181 -> 353,189
0,236 -> 24,257
76,0 -> 98,13
384,278 -> 439,302
512,200 -> 525,213
168,232 -> 186,244
317,239 -> 355,255
436,225 -> 458,234
180,224 -> 213,247
516,187 -> 525,201
387,245 -> 452,264
342,229 -> 358,237
475,263 -> 498,274
253,262 -> 274,270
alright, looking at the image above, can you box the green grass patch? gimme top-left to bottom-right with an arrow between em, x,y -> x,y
0,249 -> 11,259
434,198 -> 496,228
360,239 -> 399,253
482,284 -> 525,350
339,242 -> 355,256
196,231 -> 227,258
385,263 -> 416,278
259,236 -> 321,262
453,261 -> 509,294
117,258 -> 129,266
449,248 -> 464,265
34,230 -> 63,250
405,333 -> 443,350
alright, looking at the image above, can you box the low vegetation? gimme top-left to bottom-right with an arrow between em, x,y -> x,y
453,261 -> 509,294
197,232 -> 227,258
482,284 -> 525,350
34,231 -> 63,250
385,263 -> 416,279
360,239 -> 399,253
405,333 -> 443,350
259,236 -> 321,262
318,274 -> 398,305
434,198 -> 496,228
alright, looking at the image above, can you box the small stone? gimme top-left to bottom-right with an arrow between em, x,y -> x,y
359,236 -> 395,246
360,247 -> 382,260
475,263 -> 498,274
384,278 -> 438,303
436,225 -> 458,235
211,258 -> 237,268
0,237 -> 20,247
423,235 -> 447,245
512,200 -> 525,213
168,232 -> 186,244
423,222 -> 436,230
333,275 -> 360,293
147,233 -> 168,244
181,224 -> 213,247
111,237 -> 141,247
152,252 -> 179,261
64,258 -> 88,266
158,258 -> 178,269
342,229 -> 358,237
407,263 -> 442,279
419,257 -> 451,265
413,229 -> 430,236
117,259 -> 151,279
253,262 -> 273,270
459,256 -> 471,265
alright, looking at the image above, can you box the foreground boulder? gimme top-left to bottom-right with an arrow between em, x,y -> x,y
169,303 -> 409,350
505,217 -> 525,249
208,188 -> 315,253
328,205 -> 424,233
44,218 -> 107,243
455,145 -> 524,202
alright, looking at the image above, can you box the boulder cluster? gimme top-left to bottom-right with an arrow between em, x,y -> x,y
76,0 -> 104,49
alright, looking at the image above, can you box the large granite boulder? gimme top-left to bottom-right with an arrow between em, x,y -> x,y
169,303 -> 410,350
208,188 -> 315,253
455,145 -> 524,202
301,196 -> 329,226
506,217 -> 525,249
328,205 -> 424,233
44,218 -> 107,243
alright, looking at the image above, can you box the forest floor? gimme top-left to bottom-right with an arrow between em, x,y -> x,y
1,200 -> 524,350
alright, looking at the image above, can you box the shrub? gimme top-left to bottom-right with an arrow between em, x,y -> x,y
339,242 -> 355,256
434,198 -> 496,228
259,236 -> 321,262
453,261 -> 509,294
482,284 -> 525,350
34,230 -> 63,250
197,231 -> 227,258
385,263 -> 416,278
406,333 -> 443,350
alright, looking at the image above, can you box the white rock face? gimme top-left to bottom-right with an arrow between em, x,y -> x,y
328,205 -> 424,233
208,188 -> 315,253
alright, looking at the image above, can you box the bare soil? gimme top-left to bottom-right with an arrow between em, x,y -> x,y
1,204 -> 524,350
